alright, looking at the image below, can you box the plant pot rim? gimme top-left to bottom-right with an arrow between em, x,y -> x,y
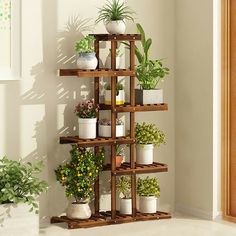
139,196 -> 157,199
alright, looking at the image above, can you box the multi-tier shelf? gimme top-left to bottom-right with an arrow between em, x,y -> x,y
51,34 -> 171,229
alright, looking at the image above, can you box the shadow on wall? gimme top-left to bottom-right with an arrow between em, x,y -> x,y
20,0 -> 96,221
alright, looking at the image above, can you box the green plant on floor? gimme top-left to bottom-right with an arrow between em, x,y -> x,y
123,23 -> 170,90
75,35 -> 96,54
106,81 -> 124,95
55,146 -> 105,203
96,0 -> 135,24
116,176 -> 131,199
0,156 -> 48,213
137,176 -> 160,197
135,122 -> 166,146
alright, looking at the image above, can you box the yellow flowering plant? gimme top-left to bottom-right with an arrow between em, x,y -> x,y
55,145 -> 105,203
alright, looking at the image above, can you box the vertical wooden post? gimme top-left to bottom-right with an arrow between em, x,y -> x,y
94,39 -> 100,215
130,41 -> 136,217
111,40 -> 117,219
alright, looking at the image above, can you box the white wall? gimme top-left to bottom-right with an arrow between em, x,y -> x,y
175,0 -> 218,219
0,0 -> 175,222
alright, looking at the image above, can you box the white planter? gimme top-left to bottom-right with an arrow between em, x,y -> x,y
78,118 -> 97,139
77,52 -> 98,70
105,54 -> 121,69
99,124 -> 124,137
135,89 -> 163,105
105,20 -> 126,34
0,203 -> 39,236
120,198 -> 132,215
139,196 -> 157,214
104,90 -> 125,105
136,144 -> 154,165
66,202 -> 91,219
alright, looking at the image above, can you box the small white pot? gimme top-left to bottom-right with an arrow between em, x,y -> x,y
78,118 -> 97,139
77,52 -> 98,70
105,20 -> 126,34
99,124 -> 124,137
135,89 -> 163,105
139,196 -> 157,214
105,54 -> 121,69
104,90 -> 125,105
136,144 -> 154,165
66,202 -> 91,219
0,203 -> 39,236
120,198 -> 132,215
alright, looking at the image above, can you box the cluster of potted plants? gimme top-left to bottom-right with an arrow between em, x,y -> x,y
55,145 -> 105,219
135,122 -> 166,164
0,157 -> 48,234
117,175 -> 160,215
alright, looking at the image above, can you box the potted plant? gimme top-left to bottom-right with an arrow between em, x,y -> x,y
104,82 -> 125,105
98,118 -> 124,137
75,99 -> 99,139
96,0 -> 135,34
0,157 -> 48,235
105,47 -> 123,69
124,23 -> 170,104
135,122 -> 166,165
55,146 -> 105,219
115,144 -> 125,167
137,176 -> 160,213
75,35 -> 98,69
116,176 -> 132,214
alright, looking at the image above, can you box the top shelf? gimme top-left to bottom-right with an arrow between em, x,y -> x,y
90,34 -> 141,41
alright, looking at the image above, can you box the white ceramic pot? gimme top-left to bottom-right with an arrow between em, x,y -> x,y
104,90 -> 125,105
120,198 -> 132,215
105,20 -> 126,34
139,196 -> 157,214
77,52 -> 98,70
136,144 -> 154,165
135,89 -> 163,105
78,118 -> 97,139
105,54 -> 121,69
99,124 -> 124,137
66,202 -> 91,219
0,203 -> 39,236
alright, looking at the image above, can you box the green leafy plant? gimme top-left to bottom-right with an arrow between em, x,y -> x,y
115,144 -> 125,156
0,157 -> 48,213
55,146 -> 105,203
123,23 -> 169,89
106,82 -> 124,95
75,35 -> 95,54
116,176 -> 131,199
135,122 -> 166,146
96,0 -> 135,24
137,176 -> 160,197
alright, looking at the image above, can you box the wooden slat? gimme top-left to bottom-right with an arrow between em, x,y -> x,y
90,34 -> 141,41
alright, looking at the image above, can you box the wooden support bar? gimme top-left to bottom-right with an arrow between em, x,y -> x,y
90,34 -> 141,41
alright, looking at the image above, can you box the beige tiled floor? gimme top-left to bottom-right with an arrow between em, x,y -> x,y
39,214 -> 236,236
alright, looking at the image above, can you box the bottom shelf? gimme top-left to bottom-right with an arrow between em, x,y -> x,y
51,211 -> 171,229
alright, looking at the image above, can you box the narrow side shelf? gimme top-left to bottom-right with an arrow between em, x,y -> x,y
59,136 -> 134,146
58,69 -> 135,77
91,33 -> 141,41
103,162 -> 168,175
100,103 -> 168,112
51,211 -> 171,229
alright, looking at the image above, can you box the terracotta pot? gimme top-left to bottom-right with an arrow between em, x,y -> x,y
115,156 -> 123,167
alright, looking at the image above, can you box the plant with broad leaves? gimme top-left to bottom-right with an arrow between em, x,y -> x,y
135,122 -> 166,146
116,176 -> 131,199
137,176 -> 160,198
96,0 -> 135,24
75,35 -> 95,54
55,146 -> 105,203
0,156 -> 48,214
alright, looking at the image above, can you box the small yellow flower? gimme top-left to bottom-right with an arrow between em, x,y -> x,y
87,167 -> 90,170
89,188 -> 92,191
89,172 -> 92,176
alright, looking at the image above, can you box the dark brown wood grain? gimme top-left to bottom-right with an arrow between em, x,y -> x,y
89,34 -> 141,41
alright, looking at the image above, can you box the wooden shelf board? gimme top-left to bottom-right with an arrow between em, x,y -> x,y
58,69 -> 135,77
59,136 -> 134,146
90,34 -> 141,41
103,162 -> 168,175
100,103 -> 168,112
51,211 -> 171,229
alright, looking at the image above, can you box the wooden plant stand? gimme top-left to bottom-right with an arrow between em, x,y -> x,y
51,34 -> 171,229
